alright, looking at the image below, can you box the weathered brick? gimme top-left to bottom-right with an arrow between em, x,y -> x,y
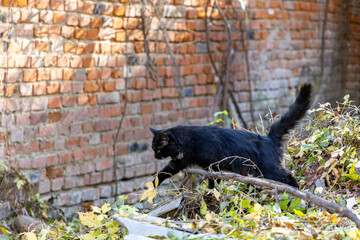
35,41 -> 49,51
82,57 -> 95,67
46,82 -> 60,94
38,69 -> 50,81
48,112 -> 61,123
63,69 -> 74,80
53,12 -> 65,23
62,96 -> 77,107
49,26 -> 61,37
3,0 -> 27,6
48,97 -> 61,109
33,83 -> 47,95
79,15 -> 91,27
23,69 -> 37,82
84,81 -> 100,92
38,180 -> 51,194
62,26 -> 74,38
86,29 -> 99,40
74,28 -> 86,39
30,112 -> 47,124
115,31 -> 126,41
87,69 -> 100,80
90,17 -> 102,28
51,178 -> 64,191
90,172 -> 102,185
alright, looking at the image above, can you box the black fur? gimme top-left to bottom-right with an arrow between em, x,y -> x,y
150,84 -> 312,188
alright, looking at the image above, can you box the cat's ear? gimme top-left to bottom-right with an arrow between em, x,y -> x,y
158,132 -> 169,146
150,127 -> 159,135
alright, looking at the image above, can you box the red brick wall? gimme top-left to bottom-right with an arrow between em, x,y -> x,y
0,0 -> 359,216
345,2 -> 360,101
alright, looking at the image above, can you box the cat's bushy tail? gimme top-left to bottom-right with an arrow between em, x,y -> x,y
267,83 -> 312,144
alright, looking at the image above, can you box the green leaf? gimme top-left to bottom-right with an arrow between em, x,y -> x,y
14,178 -> 25,190
200,201 -> 208,215
240,200 -> 251,209
279,199 -> 290,211
279,193 -> 290,211
289,198 -> 301,212
319,141 -> 329,147
303,144 -> 315,149
343,164 -> 360,180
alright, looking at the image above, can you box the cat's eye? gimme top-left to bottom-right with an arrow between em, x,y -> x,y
157,150 -> 161,153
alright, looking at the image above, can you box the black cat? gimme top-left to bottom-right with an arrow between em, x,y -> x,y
150,83 -> 312,189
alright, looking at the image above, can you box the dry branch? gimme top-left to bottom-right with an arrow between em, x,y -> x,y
204,0 -> 248,128
184,168 -> 360,229
230,2 -> 255,125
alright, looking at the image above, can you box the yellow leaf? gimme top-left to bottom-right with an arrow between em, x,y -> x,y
140,189 -> 152,202
270,227 -> 291,235
213,189 -> 220,200
140,188 -> 157,204
146,181 -> 154,189
293,209 -> 306,218
79,232 -> 97,240
101,203 -> 111,213
205,213 -> 212,222
200,201 -> 208,215
40,228 -> 50,240
25,232 -> 37,240
154,176 -> 159,188
97,214 -> 105,222
108,227 -> 118,234
0,227 -> 11,235
92,206 -> 101,213
244,212 -> 257,219
147,189 -> 156,204
330,214 -> 340,224
253,203 -> 262,212
42,210 -> 49,219
78,212 -> 102,228
346,229 -> 359,239
119,210 -> 125,216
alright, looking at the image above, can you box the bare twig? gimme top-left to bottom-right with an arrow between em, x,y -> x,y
204,0 -> 248,128
140,0 -> 157,82
230,2 -> 255,125
184,169 -> 360,229
274,186 -> 280,206
112,0 -> 131,198
213,0 -> 232,111
151,0 -> 187,122
319,0 -> 329,79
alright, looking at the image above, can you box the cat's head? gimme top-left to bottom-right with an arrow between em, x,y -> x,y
150,127 -> 179,160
